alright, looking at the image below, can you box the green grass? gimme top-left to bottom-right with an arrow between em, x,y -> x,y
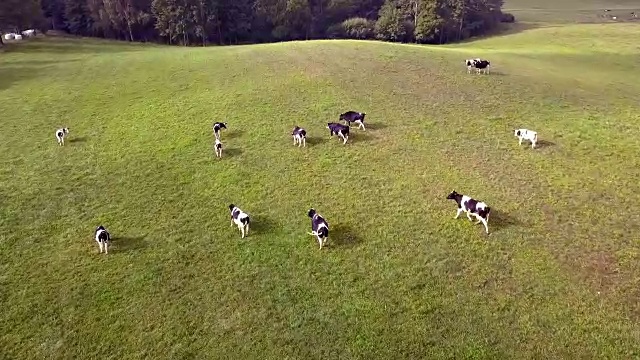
2,15 -> 640,360
504,0 -> 640,23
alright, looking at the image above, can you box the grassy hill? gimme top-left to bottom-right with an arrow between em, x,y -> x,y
2,4 -> 640,358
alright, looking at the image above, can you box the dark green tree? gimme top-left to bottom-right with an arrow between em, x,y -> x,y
64,0 -> 92,35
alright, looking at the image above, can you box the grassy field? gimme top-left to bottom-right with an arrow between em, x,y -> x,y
2,3 -> 640,358
503,0 -> 640,23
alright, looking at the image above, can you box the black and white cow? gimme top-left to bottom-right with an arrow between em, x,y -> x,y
292,126 -> 307,147
213,122 -> 227,140
307,208 -> 329,249
327,122 -> 349,144
465,58 -> 480,74
55,127 -> 69,146
214,138 -> 223,158
446,190 -> 491,234
95,225 -> 111,254
514,128 -> 538,149
229,204 -> 250,238
339,111 -> 366,131
465,58 -> 490,74
475,59 -> 490,74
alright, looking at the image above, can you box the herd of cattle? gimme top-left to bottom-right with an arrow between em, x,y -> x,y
51,57 -> 541,253
2,29 -> 36,41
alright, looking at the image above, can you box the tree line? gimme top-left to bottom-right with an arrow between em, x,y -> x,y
0,0 -> 514,46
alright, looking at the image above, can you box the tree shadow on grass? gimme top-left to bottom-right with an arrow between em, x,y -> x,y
329,223 -> 362,249
111,235 -> 147,253
4,37 -> 151,55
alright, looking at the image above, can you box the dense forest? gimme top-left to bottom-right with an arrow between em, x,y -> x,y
0,0 -> 514,46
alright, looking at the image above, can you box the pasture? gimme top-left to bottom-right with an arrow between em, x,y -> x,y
2,3 -> 640,358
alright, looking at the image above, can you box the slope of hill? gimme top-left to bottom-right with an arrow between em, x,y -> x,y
1,21 -> 640,358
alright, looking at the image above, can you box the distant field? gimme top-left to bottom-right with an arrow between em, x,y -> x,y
2,5 -> 640,360
504,0 -> 640,23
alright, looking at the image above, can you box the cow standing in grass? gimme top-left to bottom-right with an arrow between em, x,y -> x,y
229,204 -> 250,238
55,127 -> 69,146
307,208 -> 329,249
446,190 -> 491,234
95,225 -> 111,254
327,122 -> 349,144
339,111 -> 366,131
292,126 -> 306,147
214,138 -> 223,158
213,122 -> 227,140
514,128 -> 538,149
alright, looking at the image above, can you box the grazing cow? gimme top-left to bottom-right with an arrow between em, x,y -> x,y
14,34 -> 22,41
214,138 -> 223,158
446,190 -> 491,234
21,29 -> 35,37
95,225 -> 111,254
3,33 -> 15,40
229,204 -> 250,238
327,122 -> 349,144
307,208 -> 329,249
55,127 -> 69,146
514,128 -> 538,149
292,126 -> 306,147
213,122 -> 227,140
339,111 -> 366,131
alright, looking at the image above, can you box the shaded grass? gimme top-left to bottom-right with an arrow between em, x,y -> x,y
1,23 -> 640,359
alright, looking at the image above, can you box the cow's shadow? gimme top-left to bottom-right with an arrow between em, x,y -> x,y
111,235 -> 147,252
489,209 -> 521,232
329,223 -> 362,249
364,123 -> 388,131
222,148 -> 243,157
536,139 -> 555,149
69,136 -> 87,143
224,129 -> 244,139
246,214 -> 279,236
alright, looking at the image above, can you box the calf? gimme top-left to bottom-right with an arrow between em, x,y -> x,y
55,127 -> 69,146
327,122 -> 349,144
446,190 -> 491,234
229,204 -> 250,238
213,122 -> 227,140
292,126 -> 306,147
514,128 -> 538,149
214,138 -> 223,158
339,111 -> 366,131
95,225 -> 111,254
307,208 -> 329,249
